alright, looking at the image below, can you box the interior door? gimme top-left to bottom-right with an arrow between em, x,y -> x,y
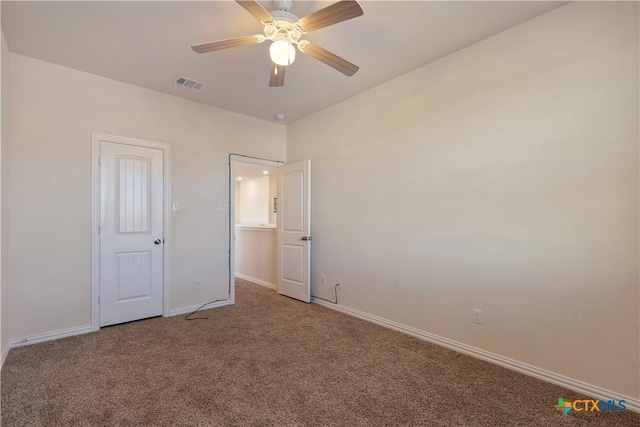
277,159 -> 311,302
100,141 -> 164,326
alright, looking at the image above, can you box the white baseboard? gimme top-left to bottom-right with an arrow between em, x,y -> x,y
312,299 -> 639,413
9,324 -> 92,349
6,300 -> 235,347
169,299 -> 233,317
235,274 -> 276,290
1,343 -> 9,368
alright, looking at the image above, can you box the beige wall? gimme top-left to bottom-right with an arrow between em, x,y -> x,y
287,2 -> 639,399
8,54 -> 285,340
1,21 -> 9,363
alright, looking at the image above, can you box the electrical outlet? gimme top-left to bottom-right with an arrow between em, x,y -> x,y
195,279 -> 202,289
473,309 -> 482,324
321,275 -> 326,285
336,278 -> 342,288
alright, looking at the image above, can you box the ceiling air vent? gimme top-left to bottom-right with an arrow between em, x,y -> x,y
175,76 -> 206,91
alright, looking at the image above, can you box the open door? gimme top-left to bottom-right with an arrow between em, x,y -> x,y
277,159 -> 311,302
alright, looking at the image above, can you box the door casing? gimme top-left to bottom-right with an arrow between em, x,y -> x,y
91,132 -> 172,332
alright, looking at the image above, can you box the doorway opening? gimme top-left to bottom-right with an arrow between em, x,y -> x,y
229,155 -> 283,302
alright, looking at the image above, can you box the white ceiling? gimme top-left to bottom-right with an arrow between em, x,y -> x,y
1,1 -> 566,124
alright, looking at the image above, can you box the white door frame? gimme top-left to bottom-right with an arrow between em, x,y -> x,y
228,154 -> 284,303
91,132 -> 172,332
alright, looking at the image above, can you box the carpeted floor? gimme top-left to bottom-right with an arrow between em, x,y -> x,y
2,279 -> 638,426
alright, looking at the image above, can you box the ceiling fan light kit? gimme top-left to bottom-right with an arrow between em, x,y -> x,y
192,0 -> 363,87
270,40 -> 296,66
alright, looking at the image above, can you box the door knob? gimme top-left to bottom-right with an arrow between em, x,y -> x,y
301,236 -> 312,241
154,239 -> 162,245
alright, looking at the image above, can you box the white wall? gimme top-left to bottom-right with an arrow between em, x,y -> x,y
234,181 -> 241,224
0,17 -> 10,364
234,227 -> 277,287
8,54 -> 285,340
287,2 -> 639,400
238,176 -> 270,224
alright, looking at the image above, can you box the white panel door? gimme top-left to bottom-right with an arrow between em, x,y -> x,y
100,142 -> 164,326
277,159 -> 311,302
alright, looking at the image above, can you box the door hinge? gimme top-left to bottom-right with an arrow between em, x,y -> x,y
98,295 -> 100,305
98,225 -> 101,235
98,156 -> 101,166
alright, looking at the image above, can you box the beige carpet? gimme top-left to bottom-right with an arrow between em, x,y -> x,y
2,279 -> 638,426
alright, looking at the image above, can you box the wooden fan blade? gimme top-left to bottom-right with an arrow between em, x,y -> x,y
302,43 -> 359,76
297,1 -> 363,33
235,0 -> 273,22
269,62 -> 286,87
191,35 -> 260,54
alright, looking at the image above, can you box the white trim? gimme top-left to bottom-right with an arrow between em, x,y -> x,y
91,132 -> 172,332
235,274 -> 276,290
312,299 -> 640,414
169,299 -> 233,317
1,344 -> 9,367
228,155 -> 284,305
91,137 -> 100,331
9,325 -> 92,348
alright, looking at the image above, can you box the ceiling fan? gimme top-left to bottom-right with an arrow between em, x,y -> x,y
191,0 -> 364,87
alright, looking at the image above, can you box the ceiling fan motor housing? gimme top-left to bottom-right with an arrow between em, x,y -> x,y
273,0 -> 293,12
269,10 -> 298,22
263,10 -> 304,48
